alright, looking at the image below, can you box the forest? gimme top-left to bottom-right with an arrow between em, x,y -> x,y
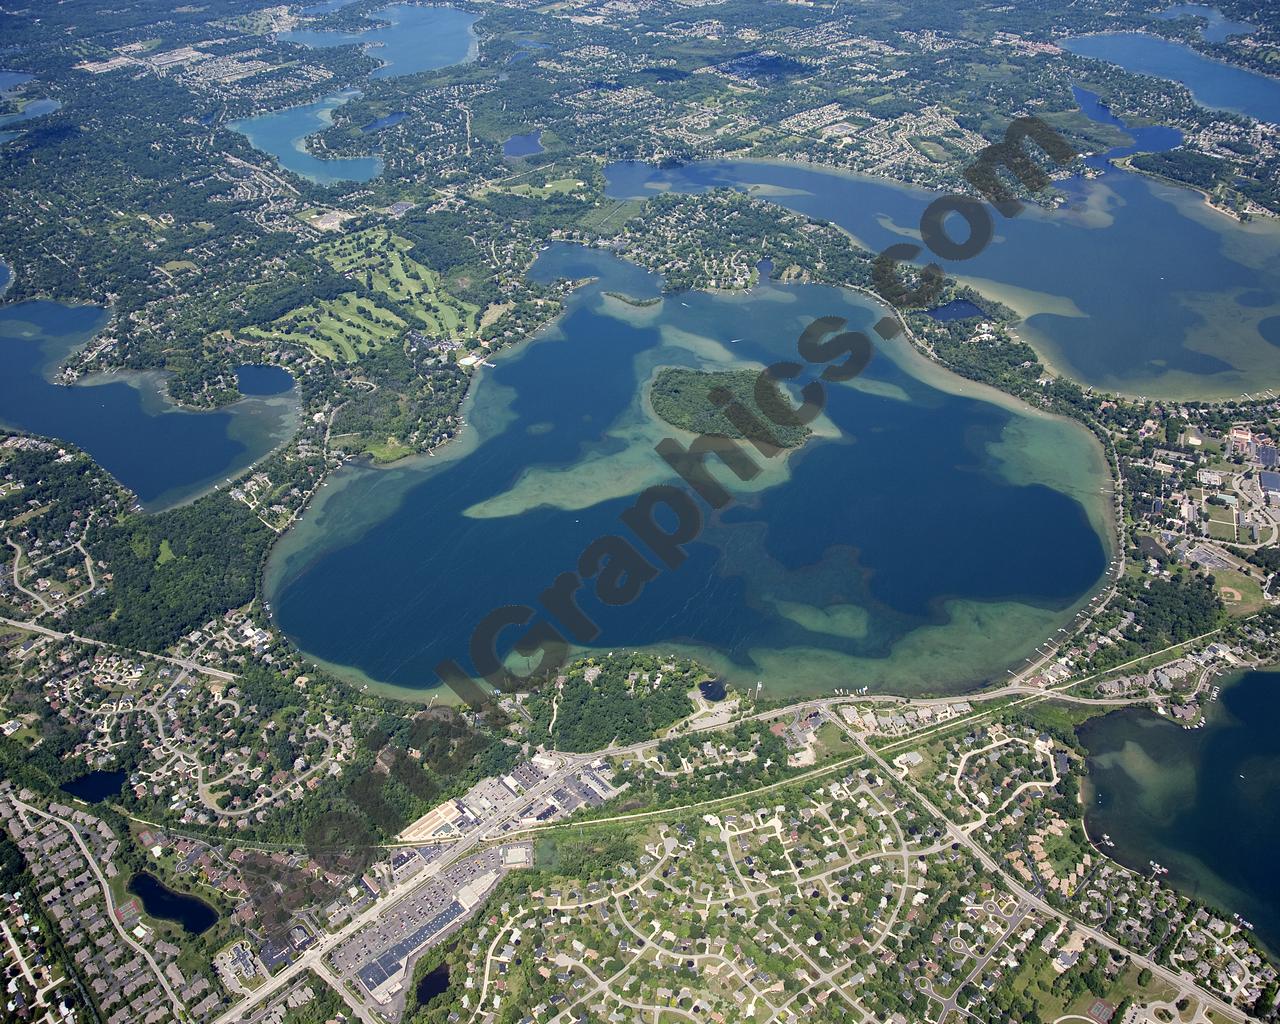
69,493 -> 273,651
649,367 -> 812,450
526,653 -> 699,752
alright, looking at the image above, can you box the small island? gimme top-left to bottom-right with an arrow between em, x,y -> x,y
648,366 -> 812,449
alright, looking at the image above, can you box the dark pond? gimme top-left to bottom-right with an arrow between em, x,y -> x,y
699,679 -> 727,703
235,364 -> 296,397
415,962 -> 451,1005
61,770 -> 126,804
361,111 -> 408,133
925,299 -> 987,322
128,872 -> 219,935
503,130 -> 544,158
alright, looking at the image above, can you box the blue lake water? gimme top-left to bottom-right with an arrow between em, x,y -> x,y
0,71 -> 60,143
229,90 -> 382,185
925,299 -> 987,322
1080,668 -> 1280,955
128,872 -> 218,935
504,130 -> 544,158
279,4 -> 478,79
1072,85 -> 1184,162
1155,4 -> 1253,44
61,770 -> 126,804
602,115 -> 1280,400
0,96 -> 60,130
301,0 -> 360,13
0,71 -> 32,91
1065,33 -> 1280,123
361,111 -> 407,134
507,40 -> 550,64
0,299 -> 299,510
267,244 -> 1111,702
233,8 -> 477,183
235,364 -> 295,396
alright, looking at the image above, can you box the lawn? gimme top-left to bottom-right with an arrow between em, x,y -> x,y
1213,568 -> 1265,616
364,438 -> 418,464
812,720 -> 854,762
1206,518 -> 1238,542
313,228 -> 480,338
578,197 -> 646,234
504,177 -> 584,198
247,293 -> 406,362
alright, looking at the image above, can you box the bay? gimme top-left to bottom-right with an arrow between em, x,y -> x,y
231,7 -> 478,184
0,298 -> 299,510
229,90 -> 382,186
279,4 -> 478,80
603,133 -> 1280,400
1079,668 -> 1280,955
1065,33 -> 1280,123
1155,4 -> 1254,44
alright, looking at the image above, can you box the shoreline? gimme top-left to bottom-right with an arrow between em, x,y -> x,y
1076,663 -> 1280,962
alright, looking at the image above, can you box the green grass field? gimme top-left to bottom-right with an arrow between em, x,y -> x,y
314,228 -> 480,339
248,293 -> 406,362
1214,568 -> 1265,616
504,177 -> 583,198
1206,518 -> 1238,542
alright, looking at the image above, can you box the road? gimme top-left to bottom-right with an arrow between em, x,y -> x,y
212,755 -> 596,1023
852,735 -> 1247,1024
7,539 -> 55,613
0,614 -> 237,682
13,796 -> 187,1015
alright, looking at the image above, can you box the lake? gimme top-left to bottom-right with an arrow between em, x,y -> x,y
301,0 -> 360,13
361,111 -> 407,134
1079,668 -> 1280,955
266,244 -> 1111,702
235,364 -> 295,397
128,872 -> 219,935
229,90 -> 383,185
0,96 -> 61,130
925,299 -> 987,323
504,130 -> 544,158
0,70 -> 61,144
0,298 -> 299,510
61,770 -> 126,804
1065,33 -> 1280,123
232,6 -> 478,184
602,112 -> 1280,401
1156,4 -> 1253,44
279,4 -> 478,80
